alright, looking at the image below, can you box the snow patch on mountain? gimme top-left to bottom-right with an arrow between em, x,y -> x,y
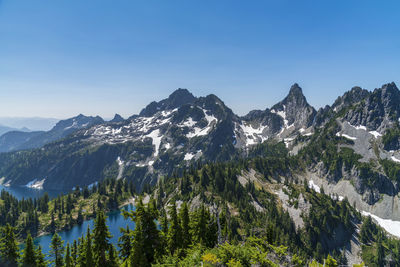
239,123 -> 268,146
184,153 -> 195,161
25,178 -> 46,190
271,105 -> 288,128
369,131 -> 382,138
146,129 -> 162,157
391,156 -> 400,163
186,109 -> 217,138
362,211 -> 400,238
336,132 -> 357,140
116,157 -> 125,180
308,180 -> 321,193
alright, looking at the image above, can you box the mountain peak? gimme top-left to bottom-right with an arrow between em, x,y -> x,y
110,114 -> 124,123
286,83 -> 306,103
139,88 -> 197,117
270,83 -> 316,131
381,82 -> 399,95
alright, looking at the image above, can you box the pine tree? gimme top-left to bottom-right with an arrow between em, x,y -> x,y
192,205 -> 208,245
118,225 -> 132,261
107,244 -> 119,267
124,198 -> 158,267
130,222 -> 148,267
71,240 -> 78,266
85,227 -> 94,267
36,245 -> 47,267
65,243 -> 72,267
21,233 -> 36,267
168,201 -> 182,255
179,202 -> 191,249
0,224 -> 19,266
50,233 -> 64,267
93,211 -> 111,266
376,232 -> 385,266
76,235 -> 86,267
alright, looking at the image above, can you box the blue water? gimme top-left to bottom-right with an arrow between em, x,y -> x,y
33,203 -> 136,257
0,185 -> 65,200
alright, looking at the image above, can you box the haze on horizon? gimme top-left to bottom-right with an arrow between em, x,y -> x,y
1,0 -> 399,119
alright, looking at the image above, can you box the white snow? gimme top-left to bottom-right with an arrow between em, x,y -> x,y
303,132 -> 313,136
336,132 -> 357,140
355,125 -> 367,131
186,109 -> 217,138
308,180 -> 321,193
240,123 -> 268,146
299,128 -> 305,133
164,143 -> 171,150
116,157 -> 124,180
146,129 -> 162,157
331,194 -> 345,201
271,106 -> 289,129
362,211 -> 400,238
25,178 -> 45,190
64,119 -> 78,130
369,131 -> 382,138
284,137 -> 295,148
391,156 -> 400,163
180,117 -> 196,127
184,153 -> 195,161
148,160 -> 155,166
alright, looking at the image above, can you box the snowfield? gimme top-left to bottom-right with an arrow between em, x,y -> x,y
25,178 -> 46,190
362,211 -> 400,238
308,180 -> 321,193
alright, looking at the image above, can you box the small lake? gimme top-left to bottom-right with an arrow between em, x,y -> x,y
33,203 -> 136,257
0,184 -> 65,200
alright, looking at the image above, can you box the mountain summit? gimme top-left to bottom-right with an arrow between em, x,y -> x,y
139,88 -> 197,117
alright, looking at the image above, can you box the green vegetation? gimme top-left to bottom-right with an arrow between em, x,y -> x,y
0,178 -> 135,240
382,126 -> 400,150
359,215 -> 400,266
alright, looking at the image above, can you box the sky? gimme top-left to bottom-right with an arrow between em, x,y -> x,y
0,0 -> 399,119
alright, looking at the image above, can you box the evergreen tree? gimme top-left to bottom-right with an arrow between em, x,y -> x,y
124,198 -> 160,266
65,243 -> 72,267
21,233 -> 36,267
85,227 -> 94,267
107,244 -> 119,267
118,225 -> 132,261
168,201 -> 182,255
50,233 -> 64,267
71,240 -> 78,266
93,211 -> 111,266
179,202 -> 191,249
130,222 -> 148,267
35,245 -> 47,267
0,224 -> 19,266
376,233 -> 385,266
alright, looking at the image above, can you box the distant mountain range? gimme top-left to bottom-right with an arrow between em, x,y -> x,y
0,117 -> 59,131
0,125 -> 30,137
1,82 -> 400,224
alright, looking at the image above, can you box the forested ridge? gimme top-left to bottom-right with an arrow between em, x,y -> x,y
0,139 -> 398,266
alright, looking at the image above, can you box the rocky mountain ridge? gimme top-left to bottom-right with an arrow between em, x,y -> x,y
1,81 -> 400,227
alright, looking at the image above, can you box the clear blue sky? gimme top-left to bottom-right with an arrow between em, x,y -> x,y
1,0 -> 399,119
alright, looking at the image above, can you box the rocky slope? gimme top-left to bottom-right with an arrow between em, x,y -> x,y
1,81 -> 400,229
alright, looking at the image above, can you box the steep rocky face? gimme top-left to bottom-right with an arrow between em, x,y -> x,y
332,86 -> 370,113
344,82 -> 400,132
270,83 -> 316,135
110,114 -> 124,123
